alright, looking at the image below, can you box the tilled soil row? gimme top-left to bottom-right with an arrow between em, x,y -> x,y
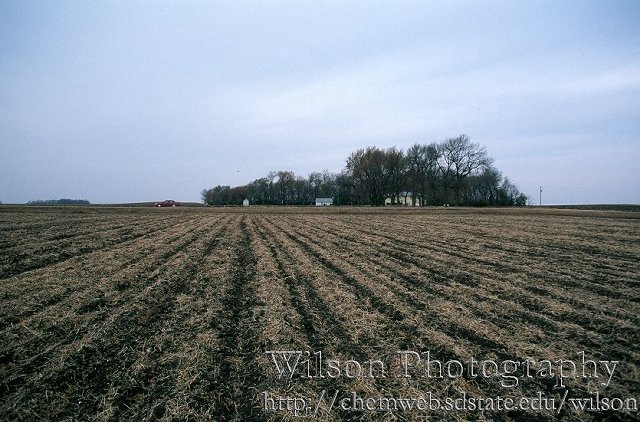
208,217 -> 267,421
278,214 -> 639,414
253,217 -> 389,421
0,214 -> 195,280
96,215 -> 237,420
380,213 -> 639,291
280,218 -> 607,399
291,214 -> 638,357
0,213 -> 170,251
312,215 -> 639,337
253,217 -> 365,357
0,215 -> 213,330
265,219 -> 513,399
1,208 -> 638,421
0,215 -> 230,419
322,214 -> 638,306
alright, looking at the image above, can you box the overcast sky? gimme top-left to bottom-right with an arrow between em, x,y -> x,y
1,1 -> 639,204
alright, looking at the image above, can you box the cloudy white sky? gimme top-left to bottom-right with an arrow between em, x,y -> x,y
1,1 -> 639,204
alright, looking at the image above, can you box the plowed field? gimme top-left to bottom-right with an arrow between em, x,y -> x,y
1,206 -> 638,421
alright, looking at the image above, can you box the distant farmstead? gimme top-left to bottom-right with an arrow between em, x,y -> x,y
315,197 -> 333,206
384,192 -> 421,206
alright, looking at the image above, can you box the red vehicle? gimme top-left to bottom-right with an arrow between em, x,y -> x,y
155,200 -> 181,207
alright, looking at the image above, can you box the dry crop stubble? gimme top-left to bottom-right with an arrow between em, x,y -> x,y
296,214 -> 637,369
270,217 -> 512,387
254,217 -> 389,420
0,214 -> 209,331
326,214 -> 638,339
0,206 -> 638,420
2,214 -> 226,419
265,217 -> 518,416
0,211 -> 188,279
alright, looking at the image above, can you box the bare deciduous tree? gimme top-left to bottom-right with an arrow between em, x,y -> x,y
384,147 -> 407,205
203,134 -> 527,207
346,146 -> 389,206
407,143 -> 439,205
438,134 -> 492,204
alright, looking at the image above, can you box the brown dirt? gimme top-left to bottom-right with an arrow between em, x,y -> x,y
0,206 -> 638,421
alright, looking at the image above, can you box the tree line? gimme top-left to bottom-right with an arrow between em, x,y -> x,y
26,199 -> 91,205
202,135 -> 528,207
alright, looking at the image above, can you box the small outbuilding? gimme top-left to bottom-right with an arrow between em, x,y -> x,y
242,199 -> 250,207
315,197 -> 333,206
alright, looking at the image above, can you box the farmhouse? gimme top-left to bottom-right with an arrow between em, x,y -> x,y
385,192 -> 421,206
315,197 -> 333,206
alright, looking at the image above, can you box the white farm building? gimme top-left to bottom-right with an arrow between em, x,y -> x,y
315,197 -> 333,206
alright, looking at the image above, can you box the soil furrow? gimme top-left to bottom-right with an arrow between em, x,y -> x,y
310,216 -> 639,328
1,207 -> 637,421
210,218 -> 265,420
292,216 -> 639,363
0,217 -> 229,417
253,217 -> 365,358
0,215 -> 214,330
0,215 -> 198,280
0,217 -> 227,419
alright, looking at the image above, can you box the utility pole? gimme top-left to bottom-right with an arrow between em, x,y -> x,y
539,186 -> 543,206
